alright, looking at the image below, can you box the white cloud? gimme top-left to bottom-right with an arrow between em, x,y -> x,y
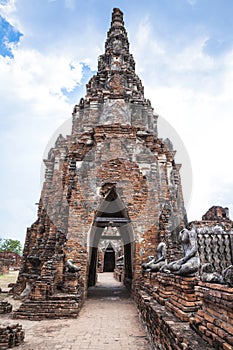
11,49 -> 82,100
132,16 -> 165,73
170,37 -> 214,72
0,40 -> 85,243
131,15 -> 233,221
0,0 -> 15,18
0,0 -> 22,33
0,45 -> 83,106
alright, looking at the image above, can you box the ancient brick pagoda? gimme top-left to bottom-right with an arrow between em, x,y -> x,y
14,7 -> 186,316
12,8 -> 233,350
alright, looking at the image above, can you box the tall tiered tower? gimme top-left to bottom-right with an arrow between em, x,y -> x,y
14,8 -> 187,319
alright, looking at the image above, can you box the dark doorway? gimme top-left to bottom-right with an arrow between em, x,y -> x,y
103,244 -> 115,272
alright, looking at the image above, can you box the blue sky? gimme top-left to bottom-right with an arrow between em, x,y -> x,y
1,0 -> 233,244
0,15 -> 22,57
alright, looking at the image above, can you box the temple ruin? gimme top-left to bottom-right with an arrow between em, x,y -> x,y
12,8 -> 233,350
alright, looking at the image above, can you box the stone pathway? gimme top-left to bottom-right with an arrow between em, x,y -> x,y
1,273 -> 151,350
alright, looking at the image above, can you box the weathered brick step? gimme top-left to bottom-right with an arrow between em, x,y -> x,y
14,304 -> 79,310
13,299 -> 81,320
21,300 -> 79,305
49,293 -> 81,301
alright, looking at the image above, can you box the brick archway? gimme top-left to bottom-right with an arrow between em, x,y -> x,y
88,185 -> 134,287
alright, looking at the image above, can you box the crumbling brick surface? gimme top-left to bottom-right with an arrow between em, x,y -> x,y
0,323 -> 24,350
202,206 -> 231,222
164,275 -> 201,322
0,302 -> 12,314
190,282 -> 233,349
135,288 -> 213,350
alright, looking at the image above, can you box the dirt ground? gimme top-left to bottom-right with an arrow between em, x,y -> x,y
0,270 -> 21,308
0,270 -> 19,289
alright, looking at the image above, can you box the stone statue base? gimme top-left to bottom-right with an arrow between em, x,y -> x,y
153,272 -> 173,305
165,275 -> 201,322
62,272 -> 80,293
30,280 -> 52,301
137,272 -> 173,304
190,282 -> 233,349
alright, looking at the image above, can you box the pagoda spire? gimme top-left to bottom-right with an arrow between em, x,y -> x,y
111,8 -> 125,29
104,8 -> 131,60
85,8 -> 144,101
111,7 -> 125,27
99,8 -> 135,73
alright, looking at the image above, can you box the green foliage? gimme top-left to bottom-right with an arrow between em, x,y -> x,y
0,239 -> 22,255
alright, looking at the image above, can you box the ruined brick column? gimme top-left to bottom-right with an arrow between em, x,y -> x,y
14,8 -> 187,319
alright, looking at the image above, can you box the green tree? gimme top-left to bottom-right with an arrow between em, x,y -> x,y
0,239 -> 22,255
